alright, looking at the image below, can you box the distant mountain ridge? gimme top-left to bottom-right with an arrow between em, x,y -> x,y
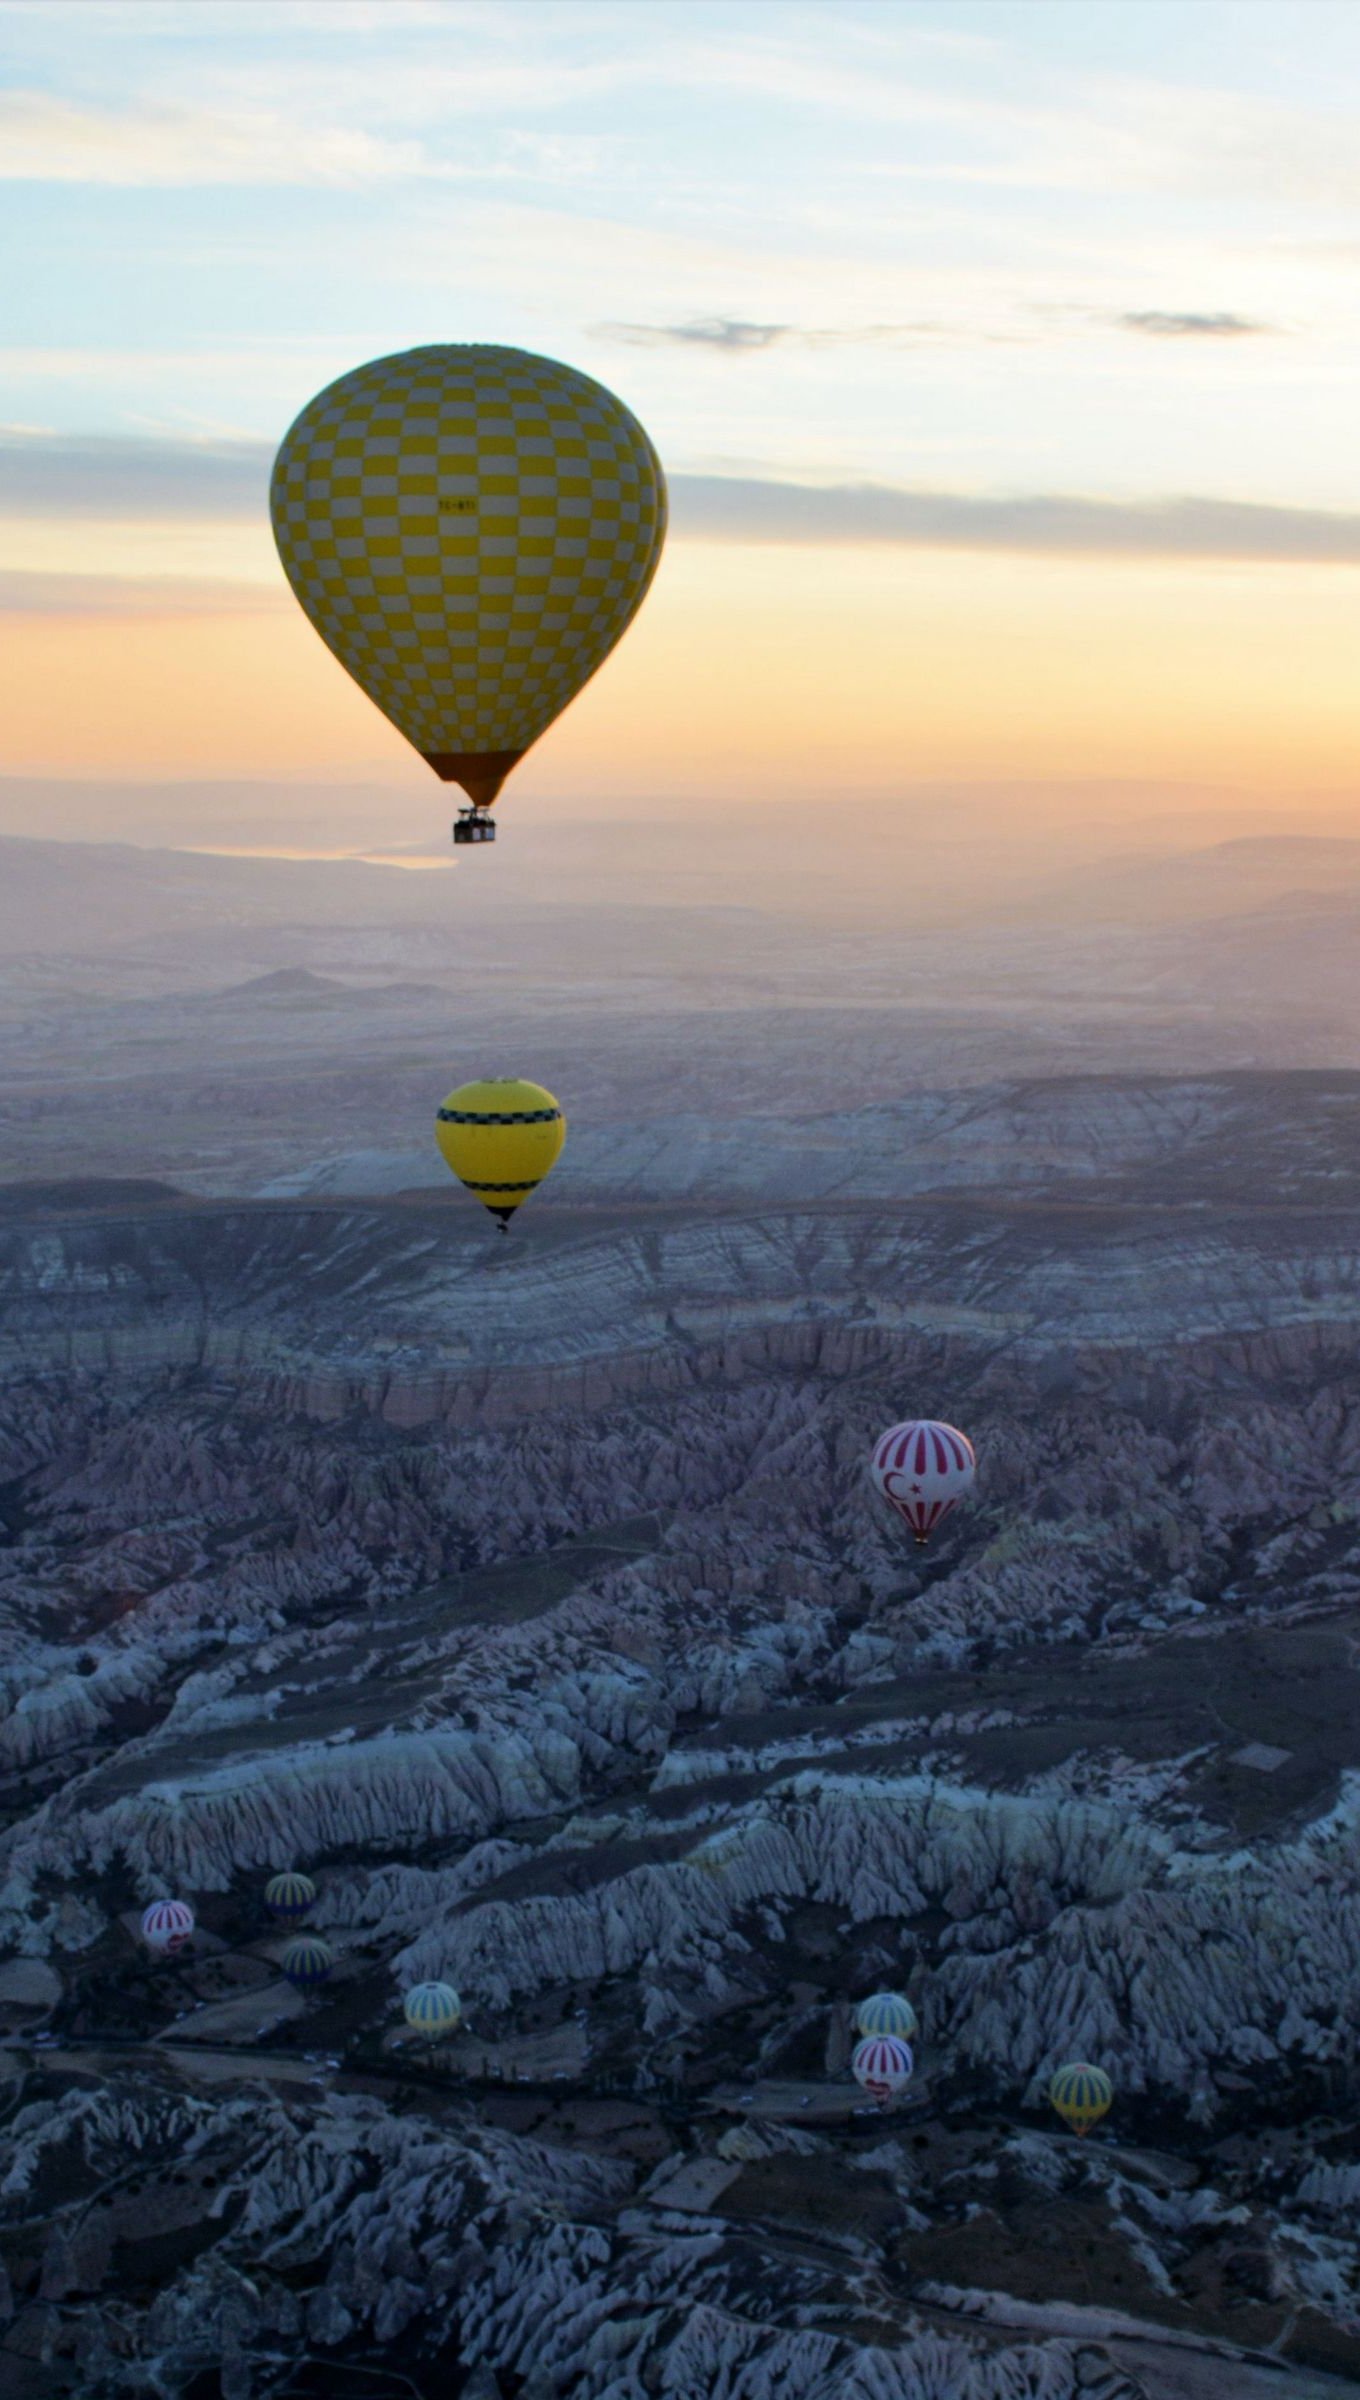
1024,830 -> 1360,925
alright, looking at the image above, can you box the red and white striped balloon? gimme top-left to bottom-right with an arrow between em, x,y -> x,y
140,1899 -> 194,1956
851,2033 -> 914,2104
870,1419 -> 975,1547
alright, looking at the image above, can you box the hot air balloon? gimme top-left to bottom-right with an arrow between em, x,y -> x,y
141,1899 -> 194,1956
851,2034 -> 914,2106
870,1420 -> 975,1547
1048,2063 -> 1113,2137
435,1077 -> 565,1228
280,1935 -> 333,1990
271,345 -> 667,845
403,1982 -> 462,2039
264,1872 -> 316,1923
688,1835 -> 742,1876
855,1991 -> 917,2040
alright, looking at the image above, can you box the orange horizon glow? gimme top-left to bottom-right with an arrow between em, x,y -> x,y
4,542 -> 1360,812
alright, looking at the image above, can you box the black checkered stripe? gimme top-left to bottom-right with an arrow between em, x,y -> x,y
437,1106 -> 562,1125
462,1179 -> 540,1193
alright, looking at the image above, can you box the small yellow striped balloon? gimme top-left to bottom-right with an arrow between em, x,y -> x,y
435,1077 -> 565,1227
404,1981 -> 462,2038
855,1991 -> 917,2040
280,1935 -> 333,1990
264,1871 -> 316,1922
271,345 -> 666,816
1048,2062 -> 1113,2136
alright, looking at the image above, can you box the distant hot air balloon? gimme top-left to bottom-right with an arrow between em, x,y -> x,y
688,1835 -> 742,1876
141,1899 -> 194,1956
855,1991 -> 918,2040
870,1420 -> 976,1547
404,1982 -> 462,2040
1048,2062 -> 1113,2137
280,1936 -> 333,1990
271,345 -> 666,845
264,1872 -> 316,1923
852,2034 -> 914,2106
435,1077 -> 565,1228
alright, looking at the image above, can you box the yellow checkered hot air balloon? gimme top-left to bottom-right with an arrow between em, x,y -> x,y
1048,2062 -> 1113,2137
435,1076 -> 565,1229
271,345 -> 667,843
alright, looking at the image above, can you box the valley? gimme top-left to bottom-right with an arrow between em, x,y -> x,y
1,1156 -> 1359,2395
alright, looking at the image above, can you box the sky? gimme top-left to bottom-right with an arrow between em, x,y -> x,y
6,0 -> 1360,841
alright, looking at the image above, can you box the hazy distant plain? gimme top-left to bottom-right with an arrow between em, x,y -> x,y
5,780 -> 1360,1201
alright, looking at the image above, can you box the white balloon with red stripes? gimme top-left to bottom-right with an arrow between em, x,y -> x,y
851,2033 -> 914,2104
140,1898 -> 195,1956
870,1419 -> 975,1547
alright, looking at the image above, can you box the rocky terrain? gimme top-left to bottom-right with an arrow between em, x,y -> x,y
1,1139 -> 1360,2396
2,821 -> 1360,2395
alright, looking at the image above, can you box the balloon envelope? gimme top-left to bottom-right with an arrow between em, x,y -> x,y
852,2033 -> 914,2102
271,345 -> 666,811
1049,2062 -> 1113,2136
404,1981 -> 462,2038
435,1077 -> 565,1224
141,1899 -> 194,1955
264,1871 -> 316,1922
280,1936 -> 333,1989
870,1419 -> 975,1546
855,1991 -> 917,2040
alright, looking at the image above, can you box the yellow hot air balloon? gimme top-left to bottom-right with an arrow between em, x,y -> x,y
264,1871 -> 316,1923
270,345 -> 666,842
1048,2062 -> 1113,2137
435,1077 -> 565,1228
855,1991 -> 917,2041
404,1981 -> 461,2039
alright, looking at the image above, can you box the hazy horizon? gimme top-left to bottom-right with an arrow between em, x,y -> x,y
6,769 -> 1360,912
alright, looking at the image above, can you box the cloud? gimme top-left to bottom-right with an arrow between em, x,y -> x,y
1119,311 -> 1273,339
8,434 -> 1360,566
600,310 -> 1281,356
7,10 -> 1360,228
594,318 -> 974,352
669,478 -> 1360,563
0,91 -> 428,185
0,570 -> 283,617
597,319 -> 792,352
0,433 -> 269,519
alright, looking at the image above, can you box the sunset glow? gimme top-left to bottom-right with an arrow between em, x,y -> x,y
4,542 -> 1360,805
6,0 -> 1360,830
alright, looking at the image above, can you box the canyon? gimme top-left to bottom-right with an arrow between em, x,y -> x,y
2,827 -> 1360,2394
1,1154 -> 1359,2395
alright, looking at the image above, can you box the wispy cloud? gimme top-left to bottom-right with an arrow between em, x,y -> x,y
9,9 -> 1360,228
1119,311 -> 1274,339
599,318 -> 791,352
597,307 -> 1278,356
0,570 -> 284,616
594,317 -> 969,352
9,433 -> 1360,566
0,433 -> 269,518
0,91 -> 428,185
670,477 -> 1360,563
